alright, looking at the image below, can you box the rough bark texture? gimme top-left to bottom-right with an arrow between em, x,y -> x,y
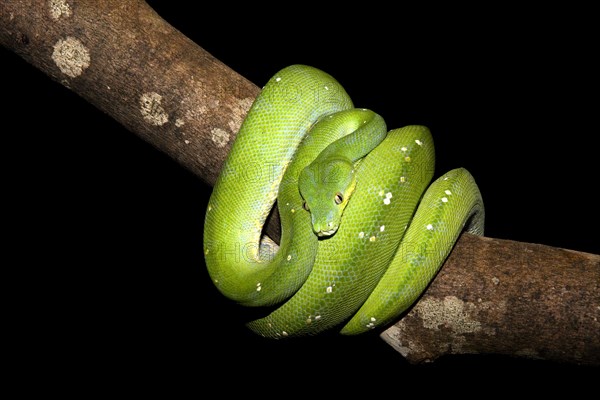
381,234 -> 599,365
2,0 -> 598,365
1,0 -> 258,186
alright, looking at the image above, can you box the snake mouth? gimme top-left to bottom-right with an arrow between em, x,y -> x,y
311,214 -> 340,237
316,227 -> 338,237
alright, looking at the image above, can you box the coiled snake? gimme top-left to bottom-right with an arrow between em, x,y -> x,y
204,65 -> 484,338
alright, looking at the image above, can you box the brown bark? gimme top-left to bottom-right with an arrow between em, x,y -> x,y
1,0 -> 258,187
381,234 -> 599,365
2,1 -> 598,365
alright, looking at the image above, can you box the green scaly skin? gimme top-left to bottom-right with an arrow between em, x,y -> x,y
203,65 -> 484,338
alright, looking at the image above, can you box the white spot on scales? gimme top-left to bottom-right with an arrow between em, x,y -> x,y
366,317 -> 377,328
383,192 -> 392,205
326,283 -> 336,293
305,314 -> 321,324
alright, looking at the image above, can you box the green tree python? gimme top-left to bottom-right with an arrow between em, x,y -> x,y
204,65 -> 485,338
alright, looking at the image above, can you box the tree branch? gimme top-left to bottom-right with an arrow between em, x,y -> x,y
381,234 -> 599,365
1,0 -> 258,186
2,0 -> 598,365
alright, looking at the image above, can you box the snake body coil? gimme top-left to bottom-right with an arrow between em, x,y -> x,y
204,65 -> 484,338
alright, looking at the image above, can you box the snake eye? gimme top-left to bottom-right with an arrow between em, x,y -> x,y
334,192 -> 344,205
302,201 -> 310,211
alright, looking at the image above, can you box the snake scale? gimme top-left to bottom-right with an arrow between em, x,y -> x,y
204,65 -> 484,338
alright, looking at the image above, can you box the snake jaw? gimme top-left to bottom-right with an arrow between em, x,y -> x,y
315,226 -> 338,237
310,210 -> 341,237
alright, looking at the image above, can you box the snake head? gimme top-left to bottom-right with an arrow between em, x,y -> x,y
298,158 -> 356,237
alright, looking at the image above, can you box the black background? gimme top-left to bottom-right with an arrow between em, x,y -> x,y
4,1 -> 597,390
